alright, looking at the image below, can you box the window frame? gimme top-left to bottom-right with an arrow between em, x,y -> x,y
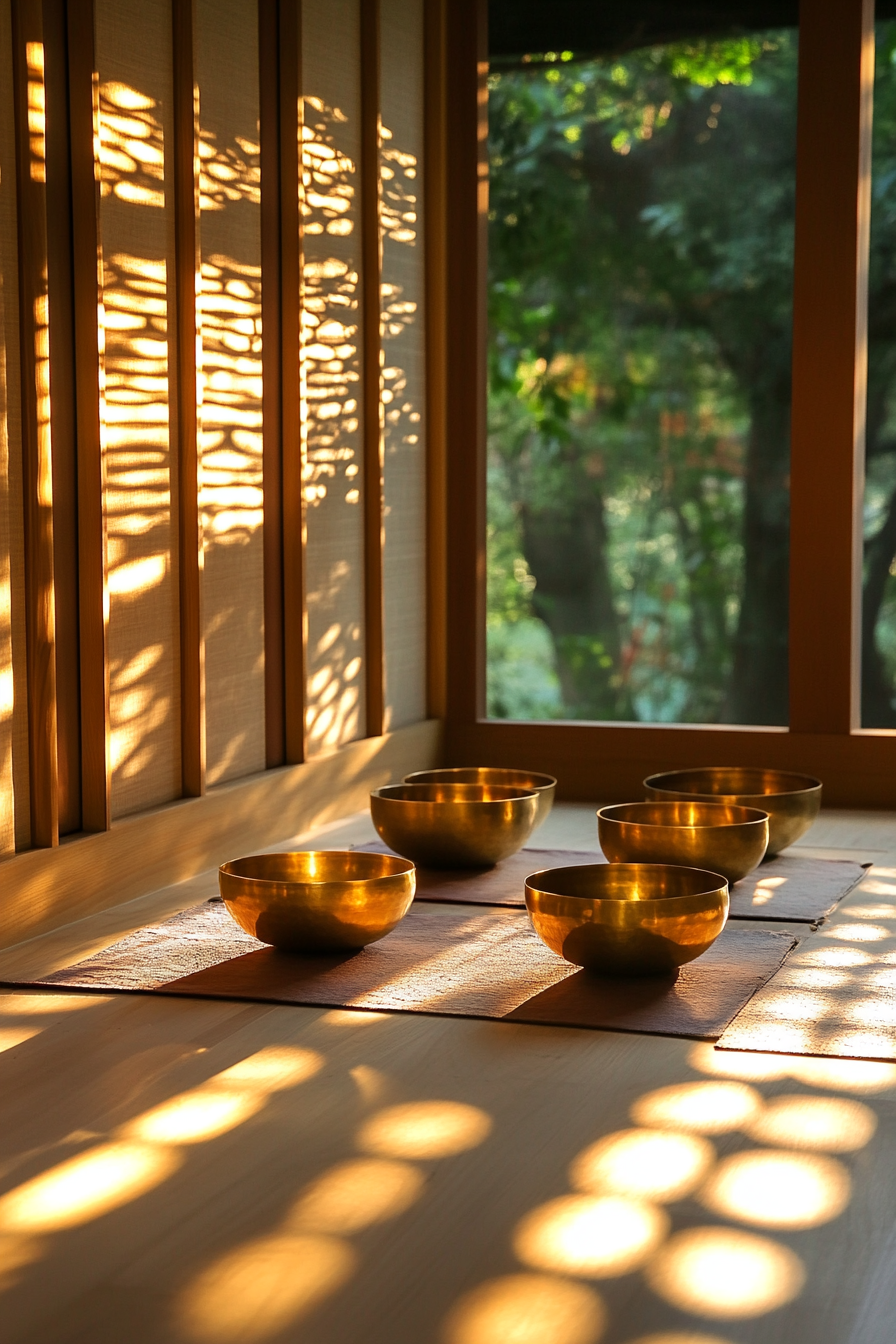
439,0 -> 896,808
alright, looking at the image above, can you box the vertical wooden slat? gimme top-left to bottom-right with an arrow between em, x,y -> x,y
42,0 -> 82,834
789,0 -> 874,735
444,0 -> 487,736
259,0 -> 285,768
280,0 -> 305,764
172,0 -> 205,795
361,0 -> 384,738
424,0 -> 447,723
67,0 -> 110,831
11,0 -> 59,847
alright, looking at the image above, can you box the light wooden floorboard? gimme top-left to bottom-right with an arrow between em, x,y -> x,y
0,805 -> 895,1343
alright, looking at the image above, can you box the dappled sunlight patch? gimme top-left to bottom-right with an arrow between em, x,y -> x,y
0,1026 -> 43,1054
442,1273 -> 605,1344
213,1046 -> 324,1092
177,1233 -> 356,1342
513,1194 -> 668,1278
0,1142 -> 181,1232
746,1094 -> 877,1152
699,1149 -> 850,1230
631,1081 -> 762,1133
0,994 -> 102,1015
646,1226 -> 805,1319
818,924 -> 892,942
569,1128 -> 714,1203
319,1008 -> 391,1026
287,1158 -> 424,1234
121,1088 -> 264,1145
357,1101 -> 492,1159
787,1056 -> 896,1093
790,945 -> 874,967
687,1043 -> 789,1081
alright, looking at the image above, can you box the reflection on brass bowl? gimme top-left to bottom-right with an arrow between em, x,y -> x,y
526,863 -> 729,977
219,850 -> 416,952
598,801 -> 769,885
404,768 -> 557,828
643,767 -> 822,856
370,783 -> 540,868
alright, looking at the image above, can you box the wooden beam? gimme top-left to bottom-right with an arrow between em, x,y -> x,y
789,0 -> 874,734
280,0 -> 305,764
424,0 -> 447,721
172,0 -> 206,796
446,718 -> 896,810
0,717 -> 441,951
361,0 -> 385,738
67,0 -> 110,832
444,0 -> 487,734
259,0 -> 285,769
11,0 -> 59,848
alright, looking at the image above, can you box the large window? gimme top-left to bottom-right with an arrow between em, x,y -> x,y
487,27 -> 798,726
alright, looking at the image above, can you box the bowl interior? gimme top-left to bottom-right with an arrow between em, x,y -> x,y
600,801 -> 768,829
645,766 -> 821,798
405,768 -> 556,791
374,783 -> 538,804
221,850 -> 414,885
526,862 -> 727,903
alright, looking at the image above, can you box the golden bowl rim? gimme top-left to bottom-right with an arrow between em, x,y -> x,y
525,861 -> 729,903
219,849 -> 416,888
643,766 -> 823,799
598,801 -> 769,829
404,767 -> 557,791
372,783 -> 540,804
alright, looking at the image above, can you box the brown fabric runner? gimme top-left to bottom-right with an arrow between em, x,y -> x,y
356,842 -> 867,924
3,901 -> 796,1041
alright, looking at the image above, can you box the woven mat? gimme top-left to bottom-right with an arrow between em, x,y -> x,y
718,930 -> 896,1062
2,901 -> 795,1041
357,842 -> 867,924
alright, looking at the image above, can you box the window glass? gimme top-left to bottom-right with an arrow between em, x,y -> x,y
487,32 -> 798,724
863,20 -> 896,727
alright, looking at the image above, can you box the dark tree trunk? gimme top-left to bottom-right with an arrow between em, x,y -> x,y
522,490 -> 635,719
725,379 -> 790,725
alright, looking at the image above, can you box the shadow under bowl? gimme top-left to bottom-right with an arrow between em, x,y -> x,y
526,862 -> 729,977
371,783 -> 540,868
219,849 -> 416,952
643,766 -> 822,856
598,800 -> 769,885
404,767 -> 556,828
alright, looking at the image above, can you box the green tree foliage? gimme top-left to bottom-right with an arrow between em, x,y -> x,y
488,24 -> 896,727
487,34 -> 797,724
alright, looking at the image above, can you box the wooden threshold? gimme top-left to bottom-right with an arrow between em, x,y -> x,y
0,717 -> 442,952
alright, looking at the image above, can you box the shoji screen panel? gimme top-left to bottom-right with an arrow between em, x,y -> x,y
301,0 -> 367,757
95,0 -> 182,817
380,0 -> 427,730
194,0 -> 265,786
0,2 -> 24,853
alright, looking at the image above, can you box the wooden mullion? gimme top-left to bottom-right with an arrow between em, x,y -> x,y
788,0 -> 874,735
423,0 -> 448,723
259,0 -> 286,769
67,0 -> 110,831
11,0 -> 59,847
172,0 -> 205,796
42,0 -> 83,835
361,0 -> 385,738
280,0 -> 305,764
444,0 -> 487,737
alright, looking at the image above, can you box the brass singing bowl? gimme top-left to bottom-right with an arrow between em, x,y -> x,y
370,783 -> 540,868
598,801 -> 769,885
526,863 -> 729,977
643,766 -> 822,856
404,768 -> 557,828
219,850 -> 416,952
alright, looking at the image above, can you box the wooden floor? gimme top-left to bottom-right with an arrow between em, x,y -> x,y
1,806 -> 896,1344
